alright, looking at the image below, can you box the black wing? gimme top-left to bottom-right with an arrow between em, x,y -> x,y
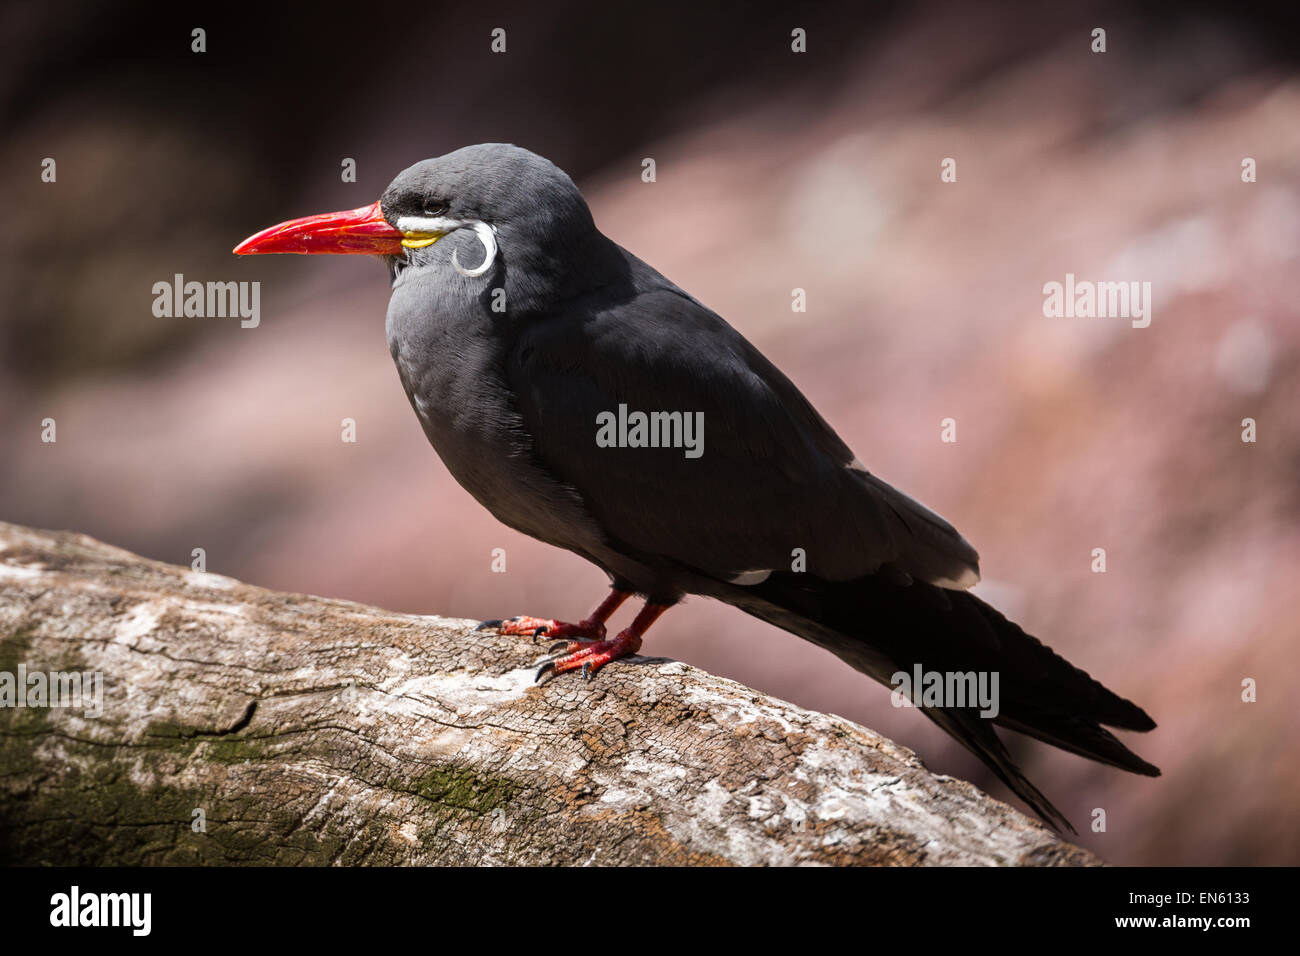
505,279 -> 979,587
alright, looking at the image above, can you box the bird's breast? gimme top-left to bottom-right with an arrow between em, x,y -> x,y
384,278 -> 601,555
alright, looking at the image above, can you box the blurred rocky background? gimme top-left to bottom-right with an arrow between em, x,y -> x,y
2,0 -> 1297,864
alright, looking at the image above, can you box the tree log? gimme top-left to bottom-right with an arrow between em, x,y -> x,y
0,521 -> 1099,866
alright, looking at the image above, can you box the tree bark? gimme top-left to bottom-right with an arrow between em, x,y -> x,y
0,521 -> 1100,866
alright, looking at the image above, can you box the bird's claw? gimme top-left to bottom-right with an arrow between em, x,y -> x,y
480,615 -> 606,643
532,631 -> 642,685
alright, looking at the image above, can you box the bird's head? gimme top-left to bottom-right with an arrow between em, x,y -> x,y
233,144 -> 598,283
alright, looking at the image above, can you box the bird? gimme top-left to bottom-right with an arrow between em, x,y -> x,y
234,143 -> 1158,830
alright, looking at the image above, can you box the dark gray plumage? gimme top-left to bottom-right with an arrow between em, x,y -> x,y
383,146 -> 980,595
284,144 -> 1161,829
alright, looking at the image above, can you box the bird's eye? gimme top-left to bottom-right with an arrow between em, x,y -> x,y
423,201 -> 448,217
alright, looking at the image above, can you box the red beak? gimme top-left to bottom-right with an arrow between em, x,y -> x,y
233,200 -> 404,256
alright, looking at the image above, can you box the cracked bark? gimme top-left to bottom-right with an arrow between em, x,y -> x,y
0,521 -> 1101,866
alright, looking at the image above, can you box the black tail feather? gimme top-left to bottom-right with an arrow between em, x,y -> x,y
923,706 -> 1077,833
703,568 -> 1159,831
994,710 -> 1161,777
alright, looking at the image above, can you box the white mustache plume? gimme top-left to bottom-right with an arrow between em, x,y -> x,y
452,221 -> 498,278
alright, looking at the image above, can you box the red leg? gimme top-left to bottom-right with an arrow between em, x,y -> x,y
537,601 -> 670,684
474,589 -> 629,642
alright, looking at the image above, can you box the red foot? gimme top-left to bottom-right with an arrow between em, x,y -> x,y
475,590 -> 630,643
535,602 -> 670,685
498,616 -> 606,641
537,629 -> 642,683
